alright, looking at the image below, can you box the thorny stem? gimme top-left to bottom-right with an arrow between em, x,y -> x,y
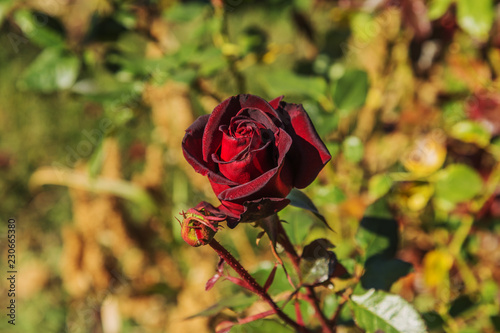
276,219 -> 335,333
208,238 -> 309,333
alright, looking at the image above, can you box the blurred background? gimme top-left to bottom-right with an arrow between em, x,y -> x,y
1,0 -> 500,332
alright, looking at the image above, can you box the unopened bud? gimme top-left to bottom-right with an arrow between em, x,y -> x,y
179,202 -> 226,247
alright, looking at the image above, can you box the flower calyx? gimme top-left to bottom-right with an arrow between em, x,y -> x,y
180,202 -> 226,247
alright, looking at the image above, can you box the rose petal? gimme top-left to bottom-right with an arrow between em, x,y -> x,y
183,114 -> 238,186
268,95 -> 284,109
278,102 -> 332,188
219,128 -> 251,162
233,107 -> 279,132
208,177 -> 232,197
203,95 -> 281,162
182,114 -> 212,176
215,140 -> 274,183
222,197 -> 291,228
217,128 -> 293,202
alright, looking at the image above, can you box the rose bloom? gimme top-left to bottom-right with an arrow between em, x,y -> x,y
182,94 -> 331,227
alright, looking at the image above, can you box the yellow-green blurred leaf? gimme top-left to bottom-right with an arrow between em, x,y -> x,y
343,136 -> 364,163
428,0 -> 454,20
434,164 -> 483,203
450,120 -> 491,148
368,174 -> 393,201
13,10 -> 65,48
457,0 -> 494,41
332,69 -> 369,113
422,249 -> 453,288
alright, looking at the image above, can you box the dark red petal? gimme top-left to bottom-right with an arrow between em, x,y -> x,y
239,197 -> 291,223
203,96 -> 239,162
217,200 -> 245,221
216,141 -> 274,183
193,201 -> 227,219
238,94 -> 282,122
268,96 -> 284,109
217,128 -> 293,202
219,130 -> 251,162
183,115 -> 239,186
279,102 -> 331,188
207,176 -> 233,197
233,107 -> 279,132
221,197 -> 291,228
182,114 -> 212,176
203,95 -> 281,161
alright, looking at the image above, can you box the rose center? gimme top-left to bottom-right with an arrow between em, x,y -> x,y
214,117 -> 277,183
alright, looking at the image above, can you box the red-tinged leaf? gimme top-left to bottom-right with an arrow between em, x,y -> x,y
216,311 -> 276,333
216,321 -> 235,333
269,239 -> 296,288
225,276 -> 254,292
294,300 -> 304,326
331,261 -> 349,278
263,263 -> 278,292
206,258 -> 225,291
238,310 -> 275,324
186,293 -> 257,319
206,273 -> 222,291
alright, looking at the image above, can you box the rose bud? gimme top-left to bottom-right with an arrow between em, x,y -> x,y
182,94 -> 331,227
180,202 -> 226,247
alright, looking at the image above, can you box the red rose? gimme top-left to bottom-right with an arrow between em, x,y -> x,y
182,94 -> 331,227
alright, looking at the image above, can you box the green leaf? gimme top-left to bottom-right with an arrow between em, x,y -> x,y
13,10 -> 65,48
251,262 -> 290,294
364,198 -> 393,219
230,319 -> 294,333
368,174 -> 393,200
280,206 -> 315,246
171,67 -> 198,84
449,120 -> 491,147
343,136 -> 364,163
257,214 -> 280,248
350,289 -> 427,333
114,10 -> 137,29
286,189 -> 330,229
434,164 -> 483,203
457,0 -> 494,41
260,70 -> 327,100
18,48 -> 80,92
163,2 -> 208,22
186,293 -> 257,319
332,69 -> 369,113
361,258 -> 413,291
428,0 -> 454,20
300,239 -> 337,286
315,184 -> 346,206
197,48 -> 226,76
355,217 -> 398,262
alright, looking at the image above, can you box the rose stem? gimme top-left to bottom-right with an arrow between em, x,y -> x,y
276,220 -> 335,333
208,238 -> 309,333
